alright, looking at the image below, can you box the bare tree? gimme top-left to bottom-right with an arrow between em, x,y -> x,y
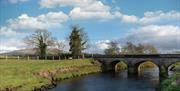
24,29 -> 56,57
143,44 -> 158,54
104,41 -> 120,55
56,41 -> 66,54
121,42 -> 158,54
121,42 -> 137,54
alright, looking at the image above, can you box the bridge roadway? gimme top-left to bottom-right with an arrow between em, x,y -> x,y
92,54 -> 180,77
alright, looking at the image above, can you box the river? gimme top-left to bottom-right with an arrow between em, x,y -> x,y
49,68 -> 161,91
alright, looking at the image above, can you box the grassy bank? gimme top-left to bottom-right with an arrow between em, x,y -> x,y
161,62 -> 180,91
161,73 -> 180,91
0,59 -> 101,91
174,62 -> 180,71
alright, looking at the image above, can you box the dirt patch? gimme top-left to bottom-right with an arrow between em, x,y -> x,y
34,67 -> 79,78
0,85 -> 22,91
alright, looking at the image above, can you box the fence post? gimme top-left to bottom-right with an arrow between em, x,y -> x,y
17,56 -> 19,60
27,56 -> 29,60
82,54 -> 84,59
45,56 -> 47,60
59,56 -> 61,60
6,55 -> 8,60
52,56 -> 54,60
37,56 -> 39,60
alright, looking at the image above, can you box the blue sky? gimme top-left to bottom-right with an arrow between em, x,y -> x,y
0,0 -> 180,53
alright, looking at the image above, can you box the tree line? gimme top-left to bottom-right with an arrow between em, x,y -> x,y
104,41 -> 158,55
24,25 -> 158,59
24,25 -> 88,59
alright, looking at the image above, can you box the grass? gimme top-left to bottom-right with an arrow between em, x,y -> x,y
0,59 -> 101,91
161,62 -> 180,91
174,62 -> 180,70
161,73 -> 180,91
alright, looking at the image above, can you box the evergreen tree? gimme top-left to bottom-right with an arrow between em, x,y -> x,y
69,26 -> 88,58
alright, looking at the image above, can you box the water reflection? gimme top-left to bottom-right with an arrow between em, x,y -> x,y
114,70 -> 128,78
138,68 -> 159,78
50,71 -> 160,91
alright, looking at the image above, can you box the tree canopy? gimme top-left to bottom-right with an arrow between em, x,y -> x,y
121,42 -> 158,54
69,25 -> 88,58
24,29 -> 56,57
104,41 -> 120,55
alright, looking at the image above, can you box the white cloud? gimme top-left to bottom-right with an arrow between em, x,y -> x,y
0,11 -> 68,37
40,0 -> 121,21
69,7 -> 115,21
0,27 -> 21,37
124,25 -> 180,52
0,39 -> 26,53
8,14 -> 46,30
34,0 -> 180,23
0,46 -> 18,53
39,0 -> 180,24
139,10 -> 180,25
121,10 -> 180,25
7,11 -> 68,31
40,0 -> 95,8
68,1 -> 120,21
139,11 -> 180,25
95,40 -> 110,50
8,0 -> 28,4
37,12 -> 68,23
87,40 -> 110,54
121,15 -> 138,23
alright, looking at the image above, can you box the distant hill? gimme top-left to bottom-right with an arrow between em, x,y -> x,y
0,48 -> 61,56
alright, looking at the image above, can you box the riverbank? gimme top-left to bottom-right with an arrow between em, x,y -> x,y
161,73 -> 180,91
0,59 -> 101,91
161,62 -> 180,91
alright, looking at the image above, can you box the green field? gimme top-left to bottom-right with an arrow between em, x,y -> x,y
0,59 -> 101,91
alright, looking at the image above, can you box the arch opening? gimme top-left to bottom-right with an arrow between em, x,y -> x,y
113,61 -> 128,78
168,62 -> 180,77
115,61 -> 127,72
136,61 -> 159,78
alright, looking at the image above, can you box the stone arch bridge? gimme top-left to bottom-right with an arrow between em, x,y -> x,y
93,54 -> 180,77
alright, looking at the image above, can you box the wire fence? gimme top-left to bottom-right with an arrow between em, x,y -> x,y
0,54 -> 94,60
0,55 -> 61,60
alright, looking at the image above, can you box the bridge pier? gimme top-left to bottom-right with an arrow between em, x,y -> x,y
100,61 -> 111,72
159,65 -> 168,78
127,66 -> 137,76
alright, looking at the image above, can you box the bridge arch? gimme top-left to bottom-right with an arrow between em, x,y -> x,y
95,59 -> 109,71
134,60 -> 159,77
167,62 -> 180,76
114,61 -> 127,72
110,60 -> 121,71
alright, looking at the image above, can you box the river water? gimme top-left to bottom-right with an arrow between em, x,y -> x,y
49,68 -> 161,91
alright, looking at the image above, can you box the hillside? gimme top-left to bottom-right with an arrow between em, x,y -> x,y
0,48 -> 61,56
